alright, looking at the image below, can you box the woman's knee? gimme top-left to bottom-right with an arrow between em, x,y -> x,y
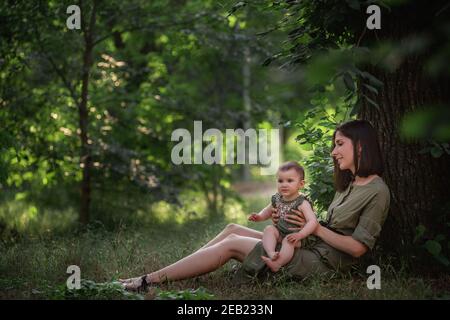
223,223 -> 263,240
217,234 -> 240,255
224,233 -> 239,241
225,223 -> 243,234
222,233 -> 247,250
221,234 -> 255,260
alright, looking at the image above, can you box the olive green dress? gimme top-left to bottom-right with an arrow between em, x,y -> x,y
234,176 -> 390,283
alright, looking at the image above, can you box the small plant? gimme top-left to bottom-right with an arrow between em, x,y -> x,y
47,279 -> 144,300
414,224 -> 450,267
155,287 -> 215,300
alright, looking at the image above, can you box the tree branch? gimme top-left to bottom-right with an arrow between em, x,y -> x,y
34,28 -> 80,107
93,11 -> 212,46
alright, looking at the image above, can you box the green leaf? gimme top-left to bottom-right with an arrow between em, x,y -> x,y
425,240 -> 442,256
343,72 -> 356,92
363,94 -> 379,109
262,57 -> 273,66
430,146 -> 443,158
228,1 -> 247,15
350,98 -> 361,116
419,147 -> 431,154
14,192 -> 27,201
346,0 -> 361,10
414,224 -> 426,243
361,72 -> 383,88
283,121 -> 292,127
363,83 -> 379,95
434,255 -> 450,267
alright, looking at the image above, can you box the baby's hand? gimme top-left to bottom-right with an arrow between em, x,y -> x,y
287,233 -> 302,244
248,213 -> 261,222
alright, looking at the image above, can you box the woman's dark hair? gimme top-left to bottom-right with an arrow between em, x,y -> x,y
332,120 -> 384,192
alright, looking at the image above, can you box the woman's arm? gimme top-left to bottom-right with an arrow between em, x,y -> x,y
314,224 -> 368,258
285,209 -> 368,258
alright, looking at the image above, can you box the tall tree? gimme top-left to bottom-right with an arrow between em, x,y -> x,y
253,0 -> 450,256
357,1 -> 450,253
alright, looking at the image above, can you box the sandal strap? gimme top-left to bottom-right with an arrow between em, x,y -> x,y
139,275 -> 149,292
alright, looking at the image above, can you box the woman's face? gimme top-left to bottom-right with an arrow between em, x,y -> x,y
331,131 -> 355,173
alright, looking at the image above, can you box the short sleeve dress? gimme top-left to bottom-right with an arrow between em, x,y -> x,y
233,176 -> 390,283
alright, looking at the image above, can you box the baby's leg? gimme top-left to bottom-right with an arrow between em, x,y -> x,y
261,236 -> 298,272
262,225 -> 281,260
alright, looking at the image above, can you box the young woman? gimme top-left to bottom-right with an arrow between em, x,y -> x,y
120,119 -> 390,291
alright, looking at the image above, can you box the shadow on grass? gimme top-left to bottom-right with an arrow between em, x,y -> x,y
1,191 -> 449,300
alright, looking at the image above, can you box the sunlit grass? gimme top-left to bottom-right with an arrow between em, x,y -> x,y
1,189 -> 449,300
149,191 -> 210,225
1,218 -> 448,300
0,199 -> 77,235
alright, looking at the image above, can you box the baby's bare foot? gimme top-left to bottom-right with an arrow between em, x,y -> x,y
271,252 -> 280,261
261,256 -> 281,272
266,251 -> 276,260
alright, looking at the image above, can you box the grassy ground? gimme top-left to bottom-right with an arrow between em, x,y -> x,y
1,193 -> 449,300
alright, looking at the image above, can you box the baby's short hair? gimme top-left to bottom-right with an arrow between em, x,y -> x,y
278,161 -> 305,180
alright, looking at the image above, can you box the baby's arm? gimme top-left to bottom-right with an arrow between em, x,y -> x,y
286,200 -> 318,243
248,203 -> 273,222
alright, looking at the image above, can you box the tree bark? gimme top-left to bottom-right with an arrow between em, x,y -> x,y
358,2 -> 450,253
78,1 -> 97,225
241,46 -> 252,181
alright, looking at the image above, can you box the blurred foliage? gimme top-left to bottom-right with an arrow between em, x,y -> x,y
414,219 -> 450,268
245,0 -> 450,133
401,106 -> 450,159
292,96 -> 353,216
0,0 -> 296,226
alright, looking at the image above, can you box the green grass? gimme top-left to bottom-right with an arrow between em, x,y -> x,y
0,193 -> 449,300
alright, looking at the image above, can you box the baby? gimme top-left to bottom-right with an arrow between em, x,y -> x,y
248,161 -> 318,272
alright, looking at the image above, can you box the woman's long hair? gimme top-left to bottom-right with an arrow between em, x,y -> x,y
332,120 -> 384,192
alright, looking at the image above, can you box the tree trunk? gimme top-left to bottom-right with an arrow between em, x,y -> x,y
241,39 -> 252,181
78,1 -> 97,225
358,2 -> 450,254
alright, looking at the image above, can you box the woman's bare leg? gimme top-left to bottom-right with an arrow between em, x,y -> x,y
148,234 -> 260,282
200,223 -> 263,249
122,234 -> 261,288
262,225 -> 280,260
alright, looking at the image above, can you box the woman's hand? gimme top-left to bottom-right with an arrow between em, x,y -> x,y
271,207 -> 279,225
286,209 -> 307,232
286,233 -> 302,245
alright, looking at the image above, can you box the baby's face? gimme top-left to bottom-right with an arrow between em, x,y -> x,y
276,169 -> 304,198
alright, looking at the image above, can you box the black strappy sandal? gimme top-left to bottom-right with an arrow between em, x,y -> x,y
136,275 -> 150,293
123,275 -> 151,293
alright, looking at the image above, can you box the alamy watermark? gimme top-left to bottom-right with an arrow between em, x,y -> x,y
66,265 -> 81,289
366,265 -> 381,290
171,121 -> 280,175
66,5 -> 81,30
366,5 -> 381,30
